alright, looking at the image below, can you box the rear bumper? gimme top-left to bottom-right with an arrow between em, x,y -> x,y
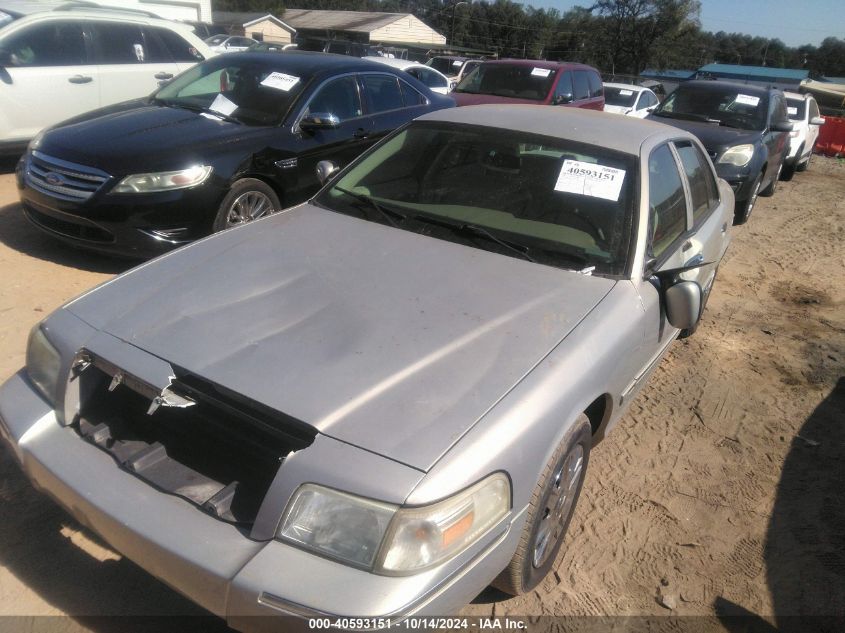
0,370 -> 523,629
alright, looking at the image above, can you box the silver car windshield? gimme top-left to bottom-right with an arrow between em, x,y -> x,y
317,122 -> 637,277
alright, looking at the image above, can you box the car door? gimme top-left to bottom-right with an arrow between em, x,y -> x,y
635,90 -> 659,118
806,97 -> 822,157
287,73 -> 373,200
0,18 -> 98,143
360,72 -> 429,142
405,66 -> 449,95
638,142 -> 694,354
148,26 -> 206,75
764,93 -> 790,182
672,139 -> 730,301
89,21 -> 182,107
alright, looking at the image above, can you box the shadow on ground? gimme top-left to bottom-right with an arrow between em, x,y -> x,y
714,377 -> 845,631
0,443 -> 232,632
0,156 -> 21,175
0,202 -> 127,274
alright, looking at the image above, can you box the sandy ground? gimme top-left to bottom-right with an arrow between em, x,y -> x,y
0,156 -> 843,631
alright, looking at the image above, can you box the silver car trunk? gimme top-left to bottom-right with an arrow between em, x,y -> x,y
66,204 -> 615,471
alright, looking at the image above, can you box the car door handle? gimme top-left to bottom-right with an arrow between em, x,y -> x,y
68,75 -> 93,84
681,239 -> 693,251
154,72 -> 174,80
353,128 -> 369,139
721,222 -> 728,234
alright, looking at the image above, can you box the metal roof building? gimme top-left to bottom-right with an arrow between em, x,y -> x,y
283,9 -> 445,46
696,63 -> 810,89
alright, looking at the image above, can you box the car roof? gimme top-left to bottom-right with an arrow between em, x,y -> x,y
603,82 -> 648,92
783,90 -> 810,100
234,51 -> 408,76
482,58 -> 597,71
0,0 -> 197,29
417,105 -> 691,156
367,57 -> 420,71
677,79 -> 774,96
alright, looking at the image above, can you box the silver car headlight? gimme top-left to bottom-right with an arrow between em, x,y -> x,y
278,473 -> 511,574
376,472 -> 510,574
718,144 -> 754,167
112,165 -> 212,193
26,325 -> 61,405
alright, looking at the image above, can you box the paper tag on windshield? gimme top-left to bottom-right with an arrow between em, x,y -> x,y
555,160 -> 626,202
787,106 -> 798,115
261,72 -> 300,92
620,89 -> 633,96
531,67 -> 551,78
452,60 -> 462,66
735,94 -> 760,107
209,93 -> 237,116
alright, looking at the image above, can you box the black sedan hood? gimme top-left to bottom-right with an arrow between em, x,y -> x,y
36,101 -> 269,173
647,115 -> 763,153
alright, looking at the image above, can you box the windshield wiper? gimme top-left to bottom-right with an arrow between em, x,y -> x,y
411,215 -> 536,263
157,99 -> 241,124
653,111 -> 715,123
333,187 -> 406,228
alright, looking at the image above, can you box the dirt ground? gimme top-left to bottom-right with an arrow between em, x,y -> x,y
0,156 -> 843,631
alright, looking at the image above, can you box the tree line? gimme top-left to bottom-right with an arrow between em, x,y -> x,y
216,0 -> 845,78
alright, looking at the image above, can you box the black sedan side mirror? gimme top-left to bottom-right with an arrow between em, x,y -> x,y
300,113 -> 340,132
316,160 -> 340,185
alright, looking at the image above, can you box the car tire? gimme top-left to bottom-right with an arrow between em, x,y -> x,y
759,161 -> 781,197
781,155 -> 798,182
796,149 -> 812,172
493,414 -> 591,596
733,172 -> 762,225
213,178 -> 281,232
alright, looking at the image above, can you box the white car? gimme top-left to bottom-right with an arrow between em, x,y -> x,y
603,82 -> 660,118
204,34 -> 257,54
782,91 -> 824,179
426,55 -> 482,84
367,57 -> 452,95
0,0 -> 213,154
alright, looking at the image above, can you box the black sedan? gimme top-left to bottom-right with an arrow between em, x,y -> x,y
16,52 -> 453,257
648,80 -> 792,225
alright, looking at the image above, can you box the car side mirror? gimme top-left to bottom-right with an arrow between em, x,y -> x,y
810,116 -> 825,126
771,120 -> 793,133
664,281 -> 703,330
316,160 -> 340,185
300,113 -> 340,132
553,93 -> 573,105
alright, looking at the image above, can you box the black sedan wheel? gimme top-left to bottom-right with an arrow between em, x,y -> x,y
213,179 -> 281,232
760,162 -> 781,197
733,172 -> 762,226
494,414 -> 591,595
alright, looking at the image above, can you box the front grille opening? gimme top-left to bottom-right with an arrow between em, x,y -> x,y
24,208 -> 115,243
74,359 -> 316,527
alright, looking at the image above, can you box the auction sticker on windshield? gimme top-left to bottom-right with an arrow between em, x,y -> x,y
531,67 -> 551,78
555,160 -> 625,201
734,94 -> 760,107
620,89 -> 633,96
209,93 -> 237,116
261,72 -> 300,92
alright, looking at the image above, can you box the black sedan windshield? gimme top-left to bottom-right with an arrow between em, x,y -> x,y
317,123 -> 636,277
655,85 -> 768,131
155,57 -> 309,126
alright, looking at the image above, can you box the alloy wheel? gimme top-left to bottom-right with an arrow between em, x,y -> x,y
532,444 -> 585,568
224,190 -> 275,226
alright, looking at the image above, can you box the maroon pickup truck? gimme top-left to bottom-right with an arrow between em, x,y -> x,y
451,59 -> 604,110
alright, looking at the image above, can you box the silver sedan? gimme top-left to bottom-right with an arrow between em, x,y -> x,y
0,105 -> 732,627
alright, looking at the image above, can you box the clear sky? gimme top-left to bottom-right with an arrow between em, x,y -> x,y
516,0 -> 845,48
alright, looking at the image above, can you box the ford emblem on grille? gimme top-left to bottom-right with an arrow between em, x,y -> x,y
44,172 -> 66,186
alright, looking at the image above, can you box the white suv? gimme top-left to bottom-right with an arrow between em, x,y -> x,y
782,91 -> 825,180
0,1 -> 213,154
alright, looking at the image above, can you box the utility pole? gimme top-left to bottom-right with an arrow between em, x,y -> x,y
449,1 -> 468,49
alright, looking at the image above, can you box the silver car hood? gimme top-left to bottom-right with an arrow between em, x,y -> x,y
66,204 -> 615,471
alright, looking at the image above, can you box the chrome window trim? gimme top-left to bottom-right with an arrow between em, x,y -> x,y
290,71 -> 367,134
